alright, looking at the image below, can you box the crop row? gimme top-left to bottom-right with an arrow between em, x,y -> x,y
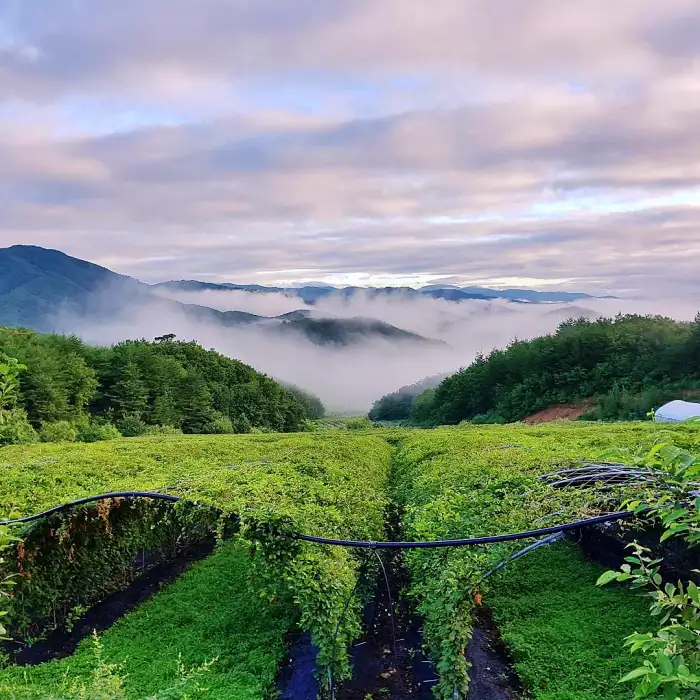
392,422 -> 700,698
0,432 -> 393,682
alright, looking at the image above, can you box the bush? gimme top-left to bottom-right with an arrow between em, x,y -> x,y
346,415 -> 372,430
39,420 -> 78,443
77,421 -> 123,443
470,412 -> 506,425
117,414 -> 148,437
0,409 -> 38,446
209,415 -> 236,434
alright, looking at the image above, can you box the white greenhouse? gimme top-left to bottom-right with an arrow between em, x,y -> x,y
654,399 -> 700,423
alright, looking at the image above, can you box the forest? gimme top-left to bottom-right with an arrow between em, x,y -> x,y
0,327 -> 322,443
371,313 -> 700,425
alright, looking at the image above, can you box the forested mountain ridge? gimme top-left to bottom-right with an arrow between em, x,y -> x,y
369,373 -> 450,421
0,327 -> 321,440
405,314 -> 700,425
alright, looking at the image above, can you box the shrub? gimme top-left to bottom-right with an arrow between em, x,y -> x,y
77,421 -> 123,443
117,414 -> 148,437
39,420 -> 78,443
209,415 -> 236,434
470,412 -> 506,425
345,416 -> 372,430
142,424 -> 183,436
0,409 -> 38,446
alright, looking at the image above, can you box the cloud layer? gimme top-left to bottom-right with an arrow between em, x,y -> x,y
66,286 -> 700,413
2,1 -> 700,293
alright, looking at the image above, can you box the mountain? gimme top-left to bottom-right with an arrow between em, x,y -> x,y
0,245 -> 150,330
456,286 -> 596,303
0,246 -> 441,348
156,279 -> 606,304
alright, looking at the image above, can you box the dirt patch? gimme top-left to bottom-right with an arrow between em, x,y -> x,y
467,607 -> 522,700
5,538 -> 216,665
336,551 -> 432,700
521,402 -> 591,425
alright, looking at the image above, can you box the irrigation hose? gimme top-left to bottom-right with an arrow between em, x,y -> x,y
0,491 -> 644,547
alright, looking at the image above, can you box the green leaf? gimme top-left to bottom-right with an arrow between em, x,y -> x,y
596,570 -> 620,586
620,667 -> 653,683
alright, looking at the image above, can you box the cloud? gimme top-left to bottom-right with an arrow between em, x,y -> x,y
1,1 -> 700,294
58,285 -> 700,413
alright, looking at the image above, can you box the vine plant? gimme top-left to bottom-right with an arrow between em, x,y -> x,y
597,440 -> 700,699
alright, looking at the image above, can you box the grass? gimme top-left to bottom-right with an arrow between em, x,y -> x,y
0,539 -> 297,699
488,541 -> 653,700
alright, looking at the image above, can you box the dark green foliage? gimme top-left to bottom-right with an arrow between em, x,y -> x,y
368,374 -> 448,421
0,328 -> 317,434
284,383 -> 326,419
6,498 -> 221,640
417,314 -> 700,424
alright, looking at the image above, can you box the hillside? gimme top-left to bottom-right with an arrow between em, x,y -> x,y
0,246 -> 438,347
0,327 -> 319,437
369,373 -> 450,421
407,313 -> 700,425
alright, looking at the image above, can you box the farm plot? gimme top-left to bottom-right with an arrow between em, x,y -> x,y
0,539 -> 296,700
0,433 -> 393,684
392,422 -> 700,699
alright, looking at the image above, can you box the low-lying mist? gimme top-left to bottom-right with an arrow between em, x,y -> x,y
57,287 -> 700,414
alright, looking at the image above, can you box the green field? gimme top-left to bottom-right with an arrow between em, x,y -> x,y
0,422 -> 697,698
0,540 -> 296,700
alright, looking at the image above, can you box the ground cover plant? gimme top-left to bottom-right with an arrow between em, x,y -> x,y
487,540 -> 653,700
0,539 -> 297,699
0,432 -> 392,683
392,422 -> 700,699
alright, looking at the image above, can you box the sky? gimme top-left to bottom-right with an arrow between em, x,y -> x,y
2,1 -> 700,294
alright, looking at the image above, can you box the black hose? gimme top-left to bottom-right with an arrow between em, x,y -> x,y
0,492 -> 182,526
293,509 -> 636,548
0,491 -> 640,547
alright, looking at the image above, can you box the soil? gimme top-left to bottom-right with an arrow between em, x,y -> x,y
467,607 -> 522,700
336,551 -> 429,700
5,537 -> 216,665
334,553 -> 523,700
521,402 -> 592,425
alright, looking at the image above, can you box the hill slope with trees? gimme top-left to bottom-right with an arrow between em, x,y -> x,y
0,327 -> 321,442
404,314 -> 700,425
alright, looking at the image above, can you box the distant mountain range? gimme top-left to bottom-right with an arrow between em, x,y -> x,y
155,279 -> 605,304
0,246 -> 444,347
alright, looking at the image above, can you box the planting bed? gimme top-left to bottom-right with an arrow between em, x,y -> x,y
392,422 -> 700,698
0,539 -> 297,699
0,422 -> 697,698
0,433 -> 393,685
